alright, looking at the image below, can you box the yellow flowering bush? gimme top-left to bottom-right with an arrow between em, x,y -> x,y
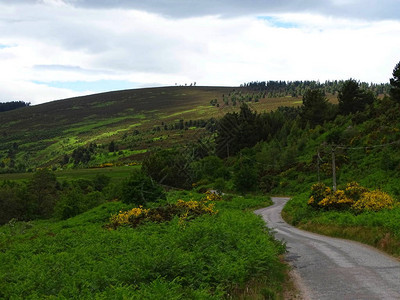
317,190 -> 353,210
344,181 -> 368,201
352,190 -> 394,212
109,206 -> 150,228
109,193 -> 218,229
308,182 -> 395,213
308,183 -> 331,208
203,191 -> 223,202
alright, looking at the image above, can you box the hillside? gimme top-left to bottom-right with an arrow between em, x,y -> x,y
0,86 -> 304,172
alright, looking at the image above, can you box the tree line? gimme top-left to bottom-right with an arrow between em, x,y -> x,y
0,101 -> 30,113
241,80 -> 390,97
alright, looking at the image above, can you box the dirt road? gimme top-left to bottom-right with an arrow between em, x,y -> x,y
255,197 -> 400,300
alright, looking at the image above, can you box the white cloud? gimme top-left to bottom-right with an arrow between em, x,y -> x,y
0,2 -> 400,104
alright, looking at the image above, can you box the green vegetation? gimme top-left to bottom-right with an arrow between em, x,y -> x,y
1,60 -> 400,298
0,191 -> 286,299
282,192 -> 400,257
0,81 -> 386,174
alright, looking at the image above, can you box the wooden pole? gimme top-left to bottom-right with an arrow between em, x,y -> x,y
332,146 -> 337,191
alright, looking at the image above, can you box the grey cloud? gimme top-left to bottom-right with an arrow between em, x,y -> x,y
1,0 -> 399,20
61,0 -> 400,21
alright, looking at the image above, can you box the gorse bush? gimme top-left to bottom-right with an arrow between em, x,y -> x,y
352,190 -> 395,212
307,182 -> 394,212
308,182 -> 332,208
109,193 -> 218,229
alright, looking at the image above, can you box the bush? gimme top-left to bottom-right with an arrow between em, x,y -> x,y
352,190 -> 394,212
26,169 -> 59,219
121,170 -> 166,205
54,188 -> 86,220
307,182 -> 332,208
92,174 -> 111,191
142,149 -> 192,188
0,182 -> 26,224
54,189 -> 106,220
109,193 -> 220,229
307,182 -> 394,213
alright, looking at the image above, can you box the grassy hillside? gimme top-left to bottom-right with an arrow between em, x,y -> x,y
0,191 -> 286,299
0,86 -> 304,173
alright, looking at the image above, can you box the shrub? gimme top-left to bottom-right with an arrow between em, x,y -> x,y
0,182 -> 26,224
54,188 -> 86,220
109,197 -> 218,229
344,181 -> 368,201
352,190 -> 394,212
92,174 -> 111,191
142,149 -> 192,189
308,181 -> 395,213
317,189 -> 353,210
307,182 -> 331,208
121,170 -> 166,205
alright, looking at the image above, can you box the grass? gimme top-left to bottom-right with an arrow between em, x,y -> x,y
0,191 -> 286,299
0,166 -> 139,183
282,193 -> 400,257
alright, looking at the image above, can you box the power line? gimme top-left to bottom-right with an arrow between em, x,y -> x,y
335,139 -> 400,150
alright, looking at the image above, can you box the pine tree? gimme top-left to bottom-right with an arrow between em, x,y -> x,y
390,61 -> 400,103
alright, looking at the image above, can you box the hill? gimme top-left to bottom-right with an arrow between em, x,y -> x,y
0,86 -> 304,173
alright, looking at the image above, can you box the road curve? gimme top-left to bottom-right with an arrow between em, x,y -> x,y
255,197 -> 400,300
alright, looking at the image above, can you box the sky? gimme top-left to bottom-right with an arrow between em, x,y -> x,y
1,0 -> 400,105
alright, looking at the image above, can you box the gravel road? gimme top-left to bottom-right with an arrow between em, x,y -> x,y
255,197 -> 400,300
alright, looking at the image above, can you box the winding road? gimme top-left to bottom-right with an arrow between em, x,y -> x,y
255,197 -> 400,300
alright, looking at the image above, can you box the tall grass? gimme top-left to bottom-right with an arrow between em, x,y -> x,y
0,192 -> 285,299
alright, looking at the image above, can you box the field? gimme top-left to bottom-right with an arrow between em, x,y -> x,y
0,191 -> 286,299
0,166 -> 138,183
0,86 -> 309,172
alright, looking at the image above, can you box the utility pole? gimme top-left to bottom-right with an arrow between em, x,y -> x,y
331,145 -> 337,191
317,150 -> 321,182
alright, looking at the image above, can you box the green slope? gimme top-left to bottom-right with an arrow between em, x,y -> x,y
0,86 -> 302,172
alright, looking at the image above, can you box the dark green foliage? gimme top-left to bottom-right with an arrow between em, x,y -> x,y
26,169 -> 59,219
0,170 -> 61,223
71,145 -> 94,165
191,155 -> 229,182
390,61 -> 400,103
142,149 -> 192,188
233,150 -> 258,193
216,104 -> 287,158
300,89 -> 335,126
92,173 -> 111,191
108,140 -> 116,152
0,182 -> 26,224
54,189 -> 105,220
338,79 -> 375,115
121,170 -> 166,205
0,101 -> 30,112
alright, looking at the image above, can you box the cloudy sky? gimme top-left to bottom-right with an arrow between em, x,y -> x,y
1,0 -> 400,105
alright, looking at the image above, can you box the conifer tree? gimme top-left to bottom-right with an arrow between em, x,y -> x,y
390,61 -> 400,103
